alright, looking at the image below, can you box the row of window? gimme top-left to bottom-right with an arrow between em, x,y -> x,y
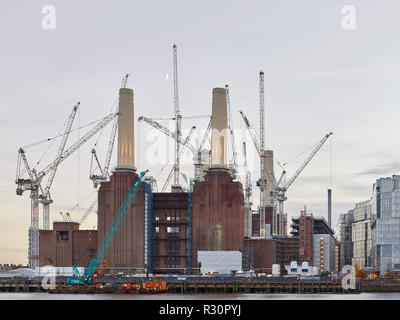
155,226 -> 180,233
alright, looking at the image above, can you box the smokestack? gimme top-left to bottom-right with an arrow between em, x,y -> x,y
117,88 -> 135,170
328,188 -> 332,227
264,150 -> 274,205
210,88 -> 228,168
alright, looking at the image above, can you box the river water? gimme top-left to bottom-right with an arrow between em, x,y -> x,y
1,292 -> 400,300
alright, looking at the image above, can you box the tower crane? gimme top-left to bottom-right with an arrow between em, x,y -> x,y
242,141 -> 253,209
162,126 -> 196,192
271,132 -> 333,235
90,74 -> 129,188
173,44 -> 182,190
41,102 -> 80,230
79,198 -> 97,225
16,111 -> 119,268
242,141 -> 253,238
226,85 -> 238,179
240,107 -> 332,237
138,115 -> 211,182
239,71 -> 333,237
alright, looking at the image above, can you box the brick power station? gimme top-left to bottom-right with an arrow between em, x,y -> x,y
38,85 -> 268,275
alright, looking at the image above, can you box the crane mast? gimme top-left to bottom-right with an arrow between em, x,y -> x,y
162,126 -> 196,192
41,102 -> 80,230
226,85 -> 238,179
239,72 -> 333,237
258,71 -> 267,238
173,44 -> 181,190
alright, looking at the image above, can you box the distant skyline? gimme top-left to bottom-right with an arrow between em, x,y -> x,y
1,0 -> 400,264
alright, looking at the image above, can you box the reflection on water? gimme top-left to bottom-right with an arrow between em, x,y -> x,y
1,292 -> 400,300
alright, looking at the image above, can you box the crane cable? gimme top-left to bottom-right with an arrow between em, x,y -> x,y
281,140 -> 320,167
67,189 -> 97,213
32,115 -> 69,172
22,116 -> 109,149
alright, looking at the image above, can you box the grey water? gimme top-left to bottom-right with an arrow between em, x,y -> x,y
1,292 -> 400,300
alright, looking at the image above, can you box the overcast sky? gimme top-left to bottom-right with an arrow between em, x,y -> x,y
1,0 -> 400,264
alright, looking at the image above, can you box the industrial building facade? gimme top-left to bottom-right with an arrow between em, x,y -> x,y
291,213 -> 336,273
39,222 -> 97,268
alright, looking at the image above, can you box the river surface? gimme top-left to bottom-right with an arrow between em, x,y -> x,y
1,292 -> 400,300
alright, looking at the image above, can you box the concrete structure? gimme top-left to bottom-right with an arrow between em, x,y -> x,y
117,88 -> 135,170
251,206 -> 273,238
328,188 -> 332,227
242,238 -> 276,273
97,171 -> 147,269
264,150 -> 274,206
97,85 -> 149,269
191,169 -> 244,273
152,192 -> 190,274
210,88 -> 228,168
339,210 -> 354,268
39,222 -> 97,267
313,234 -> 335,273
292,213 -> 336,273
242,237 -> 299,274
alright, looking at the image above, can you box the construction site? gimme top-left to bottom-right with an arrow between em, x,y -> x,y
11,44 -> 339,292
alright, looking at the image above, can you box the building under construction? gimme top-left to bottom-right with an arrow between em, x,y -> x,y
30,45 -> 334,276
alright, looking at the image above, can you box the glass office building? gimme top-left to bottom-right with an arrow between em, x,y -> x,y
352,200 -> 372,269
339,210 -> 354,269
371,175 -> 400,275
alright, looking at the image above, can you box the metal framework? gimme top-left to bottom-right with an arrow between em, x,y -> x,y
239,74 -> 333,237
41,102 -> 79,230
16,111 -> 119,268
79,198 -> 97,225
258,71 -> 267,237
90,74 -> 128,188
173,44 -> 182,189
226,85 -> 238,179
162,126 -> 196,192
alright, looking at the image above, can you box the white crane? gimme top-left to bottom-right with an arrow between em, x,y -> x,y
16,110 -> 119,268
79,198 -> 97,225
173,44 -> 182,190
89,74 -> 129,188
40,102 -> 80,230
239,72 -> 332,237
226,85 -> 238,179
137,115 -> 211,182
162,126 -> 196,192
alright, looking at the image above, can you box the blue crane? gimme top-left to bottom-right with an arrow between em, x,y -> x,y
67,169 -> 149,284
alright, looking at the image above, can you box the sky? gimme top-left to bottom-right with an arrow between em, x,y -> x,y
1,0 -> 400,264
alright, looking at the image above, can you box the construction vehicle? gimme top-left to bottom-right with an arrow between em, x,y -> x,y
67,169 -> 149,285
91,259 -> 108,279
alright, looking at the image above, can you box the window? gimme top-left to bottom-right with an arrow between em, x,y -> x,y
56,231 -> 69,241
167,227 -> 180,233
155,227 -> 160,233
